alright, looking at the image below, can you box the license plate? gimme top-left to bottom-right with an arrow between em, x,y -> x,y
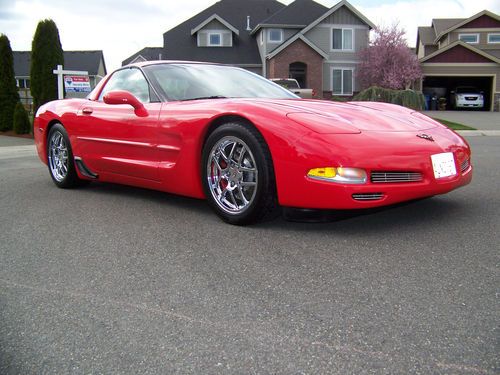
431,152 -> 457,179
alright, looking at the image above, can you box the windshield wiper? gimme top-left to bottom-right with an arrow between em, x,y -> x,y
181,95 -> 228,101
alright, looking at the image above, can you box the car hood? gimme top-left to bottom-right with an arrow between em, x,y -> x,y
252,99 -> 439,133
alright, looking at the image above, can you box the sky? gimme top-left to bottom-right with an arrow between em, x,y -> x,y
1,0 -> 499,72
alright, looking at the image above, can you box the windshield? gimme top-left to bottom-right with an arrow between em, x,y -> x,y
272,79 -> 299,89
143,63 -> 299,101
456,87 -> 480,94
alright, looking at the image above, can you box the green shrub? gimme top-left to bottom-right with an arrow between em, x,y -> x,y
354,86 -> 425,110
13,102 -> 31,134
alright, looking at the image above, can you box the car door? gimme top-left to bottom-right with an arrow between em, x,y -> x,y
75,67 -> 161,181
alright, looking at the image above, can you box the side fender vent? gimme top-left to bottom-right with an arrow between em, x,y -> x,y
74,156 -> 98,179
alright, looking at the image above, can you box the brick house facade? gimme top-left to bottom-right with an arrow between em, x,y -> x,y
267,39 -> 324,97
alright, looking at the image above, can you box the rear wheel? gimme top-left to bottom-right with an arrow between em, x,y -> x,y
47,123 -> 84,188
202,122 -> 278,225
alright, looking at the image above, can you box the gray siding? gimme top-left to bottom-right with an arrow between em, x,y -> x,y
320,6 -> 365,26
305,26 -> 369,59
448,30 -> 500,52
262,28 -> 301,55
202,19 -> 228,30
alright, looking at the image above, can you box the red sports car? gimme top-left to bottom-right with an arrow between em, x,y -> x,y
34,62 -> 472,225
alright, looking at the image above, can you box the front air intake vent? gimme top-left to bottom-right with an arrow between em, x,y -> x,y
460,158 -> 470,172
371,171 -> 423,183
352,193 -> 384,201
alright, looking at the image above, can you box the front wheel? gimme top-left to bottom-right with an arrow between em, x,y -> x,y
47,123 -> 84,188
202,122 -> 278,225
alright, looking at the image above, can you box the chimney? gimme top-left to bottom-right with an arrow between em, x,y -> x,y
246,16 -> 251,31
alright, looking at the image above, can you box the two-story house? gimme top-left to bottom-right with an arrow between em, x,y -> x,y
122,0 -> 374,99
416,10 -> 500,111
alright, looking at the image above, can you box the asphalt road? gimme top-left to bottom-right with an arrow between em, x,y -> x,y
0,136 -> 498,374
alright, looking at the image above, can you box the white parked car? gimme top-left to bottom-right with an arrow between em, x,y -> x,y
451,87 -> 484,109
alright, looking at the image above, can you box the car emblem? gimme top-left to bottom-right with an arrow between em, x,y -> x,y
417,133 -> 434,142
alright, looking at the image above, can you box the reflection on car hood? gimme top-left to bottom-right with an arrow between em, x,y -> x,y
252,99 -> 438,133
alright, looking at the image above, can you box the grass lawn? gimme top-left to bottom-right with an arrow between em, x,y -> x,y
431,118 -> 476,131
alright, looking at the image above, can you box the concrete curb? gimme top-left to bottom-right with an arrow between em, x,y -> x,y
456,130 -> 500,136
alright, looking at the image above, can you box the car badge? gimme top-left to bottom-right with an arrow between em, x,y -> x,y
417,133 -> 434,142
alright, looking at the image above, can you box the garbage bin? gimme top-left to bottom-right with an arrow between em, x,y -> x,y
424,94 -> 430,110
430,95 -> 438,110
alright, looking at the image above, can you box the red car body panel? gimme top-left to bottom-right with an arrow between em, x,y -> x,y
34,73 -> 472,211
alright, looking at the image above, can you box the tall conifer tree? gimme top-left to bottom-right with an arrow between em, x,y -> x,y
0,34 -> 20,131
30,19 -> 63,115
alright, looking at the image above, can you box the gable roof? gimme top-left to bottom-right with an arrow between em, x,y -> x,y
13,50 -> 107,77
433,10 -> 500,43
267,34 -> 329,59
301,0 -> 375,34
251,0 -> 328,33
417,26 -> 436,46
191,14 -> 239,35
122,47 -> 164,66
420,40 -> 500,64
162,0 -> 285,65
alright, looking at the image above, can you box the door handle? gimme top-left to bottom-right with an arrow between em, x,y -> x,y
82,107 -> 93,114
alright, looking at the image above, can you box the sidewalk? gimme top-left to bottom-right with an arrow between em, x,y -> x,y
0,134 -> 34,147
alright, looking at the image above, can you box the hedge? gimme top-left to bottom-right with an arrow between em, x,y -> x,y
354,86 -> 425,110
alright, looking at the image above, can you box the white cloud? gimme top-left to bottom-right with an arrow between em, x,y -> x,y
1,0 -> 498,72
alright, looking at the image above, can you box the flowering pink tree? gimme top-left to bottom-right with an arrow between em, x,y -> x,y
358,24 -> 422,90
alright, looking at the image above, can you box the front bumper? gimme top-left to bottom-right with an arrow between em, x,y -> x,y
273,129 -> 472,210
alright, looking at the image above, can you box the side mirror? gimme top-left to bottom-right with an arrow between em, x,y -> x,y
103,90 -> 148,117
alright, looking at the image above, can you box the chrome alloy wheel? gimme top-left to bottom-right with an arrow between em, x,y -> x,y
48,130 -> 69,182
206,136 -> 258,215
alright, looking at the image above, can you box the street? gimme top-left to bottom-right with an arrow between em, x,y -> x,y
0,136 -> 498,374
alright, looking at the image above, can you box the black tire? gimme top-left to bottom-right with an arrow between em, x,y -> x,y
202,122 -> 278,225
46,123 -> 85,188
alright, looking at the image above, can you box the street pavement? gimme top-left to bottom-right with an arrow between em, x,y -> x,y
0,135 -> 498,374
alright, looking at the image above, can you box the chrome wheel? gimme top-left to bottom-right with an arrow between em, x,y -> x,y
206,136 -> 258,215
48,130 -> 69,182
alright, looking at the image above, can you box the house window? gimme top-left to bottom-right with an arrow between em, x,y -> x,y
332,28 -> 353,50
16,78 -> 30,89
487,33 -> 500,44
458,34 -> 479,44
208,33 -> 222,46
268,29 -> 283,43
332,68 -> 353,95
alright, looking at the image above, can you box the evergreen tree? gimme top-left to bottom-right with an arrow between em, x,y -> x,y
0,34 -> 20,131
13,102 -> 31,134
30,19 -> 63,115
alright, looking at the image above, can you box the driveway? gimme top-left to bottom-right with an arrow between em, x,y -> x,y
424,110 -> 500,130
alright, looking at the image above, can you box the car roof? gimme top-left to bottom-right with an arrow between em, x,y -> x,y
124,60 -> 224,69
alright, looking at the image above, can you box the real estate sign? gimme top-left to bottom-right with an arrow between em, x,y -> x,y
64,75 -> 91,93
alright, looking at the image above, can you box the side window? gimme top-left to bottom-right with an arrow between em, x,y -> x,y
99,68 -> 150,103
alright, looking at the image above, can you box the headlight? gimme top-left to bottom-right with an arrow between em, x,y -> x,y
307,167 -> 367,184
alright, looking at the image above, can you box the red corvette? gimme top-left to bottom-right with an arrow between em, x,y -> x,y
34,62 -> 472,224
